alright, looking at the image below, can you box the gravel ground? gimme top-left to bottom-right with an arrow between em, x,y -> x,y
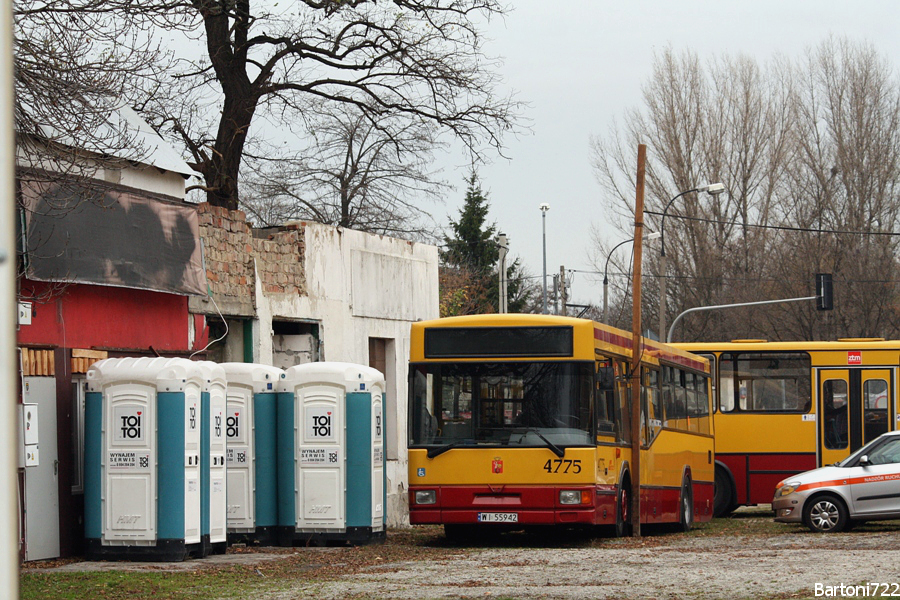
27,513 -> 900,600
281,528 -> 900,600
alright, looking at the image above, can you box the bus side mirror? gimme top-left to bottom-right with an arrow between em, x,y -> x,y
596,366 -> 614,390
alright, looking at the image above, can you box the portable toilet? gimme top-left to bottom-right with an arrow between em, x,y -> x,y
194,361 -> 227,556
277,362 -> 386,546
219,363 -> 284,545
84,357 -> 205,561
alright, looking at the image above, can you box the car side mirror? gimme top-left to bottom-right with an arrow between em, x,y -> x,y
858,455 -> 870,466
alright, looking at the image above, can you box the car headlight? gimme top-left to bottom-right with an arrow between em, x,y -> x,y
559,490 -> 590,505
776,482 -> 800,497
415,490 -> 436,505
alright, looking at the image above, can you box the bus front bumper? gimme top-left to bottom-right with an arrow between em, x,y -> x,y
408,485 -> 616,526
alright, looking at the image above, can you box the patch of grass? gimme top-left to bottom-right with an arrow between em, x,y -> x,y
21,569 -> 277,600
690,507 -> 786,537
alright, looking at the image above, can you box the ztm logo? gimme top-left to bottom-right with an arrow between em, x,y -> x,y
120,412 -> 142,439
312,413 -> 332,437
227,413 -> 240,438
848,351 -> 863,365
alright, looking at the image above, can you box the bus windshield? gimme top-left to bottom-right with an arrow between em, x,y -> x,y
408,361 -> 593,449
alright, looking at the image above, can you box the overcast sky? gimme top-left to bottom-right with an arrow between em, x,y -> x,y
436,1 -> 900,309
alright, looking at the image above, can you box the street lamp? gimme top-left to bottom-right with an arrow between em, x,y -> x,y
658,182 -> 725,338
540,203 -> 550,314
603,231 -> 661,324
498,233 -> 508,313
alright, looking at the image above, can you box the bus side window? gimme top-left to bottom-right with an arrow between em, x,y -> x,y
596,365 -> 616,436
719,356 -> 736,412
823,379 -> 848,449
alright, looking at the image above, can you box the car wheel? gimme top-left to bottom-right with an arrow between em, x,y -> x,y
615,480 -> 632,538
678,475 -> 694,532
803,494 -> 849,533
713,465 -> 735,518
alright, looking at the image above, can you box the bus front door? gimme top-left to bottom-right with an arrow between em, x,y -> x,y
819,368 -> 894,467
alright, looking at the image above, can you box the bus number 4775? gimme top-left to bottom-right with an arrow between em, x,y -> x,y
543,459 -> 582,474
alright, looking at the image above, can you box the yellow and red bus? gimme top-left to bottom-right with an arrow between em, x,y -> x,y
674,339 -> 900,516
407,314 -> 715,538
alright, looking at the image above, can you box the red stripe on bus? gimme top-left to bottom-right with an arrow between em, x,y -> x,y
593,326 -> 708,372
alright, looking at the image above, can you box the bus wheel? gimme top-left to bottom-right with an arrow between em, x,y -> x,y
803,494 -> 848,533
615,481 -> 632,538
713,465 -> 735,518
678,476 -> 694,532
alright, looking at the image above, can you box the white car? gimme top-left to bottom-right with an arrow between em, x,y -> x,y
773,430 -> 900,533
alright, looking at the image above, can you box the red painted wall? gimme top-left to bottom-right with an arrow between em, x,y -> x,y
18,280 -> 207,352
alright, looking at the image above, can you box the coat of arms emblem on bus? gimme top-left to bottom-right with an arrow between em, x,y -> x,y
492,458 -> 503,474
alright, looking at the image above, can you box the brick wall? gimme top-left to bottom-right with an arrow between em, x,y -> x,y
196,203 -> 306,316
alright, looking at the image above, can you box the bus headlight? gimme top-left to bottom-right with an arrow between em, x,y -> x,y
559,490 -> 590,505
776,482 -> 800,497
415,490 -> 436,505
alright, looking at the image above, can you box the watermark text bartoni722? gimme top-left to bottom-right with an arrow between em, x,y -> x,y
815,583 -> 900,597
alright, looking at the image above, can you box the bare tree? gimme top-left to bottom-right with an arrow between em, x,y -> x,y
777,37 -> 900,339
240,104 -> 448,238
591,47 -> 794,339
14,0 -> 171,179
118,0 -> 522,211
591,40 -> 900,342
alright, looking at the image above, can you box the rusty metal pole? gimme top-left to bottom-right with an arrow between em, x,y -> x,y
630,144 -> 646,537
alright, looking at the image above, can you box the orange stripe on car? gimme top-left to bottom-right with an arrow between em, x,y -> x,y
795,471 -> 900,493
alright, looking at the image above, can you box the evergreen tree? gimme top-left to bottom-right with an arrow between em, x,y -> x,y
441,173 -> 499,274
440,172 -> 538,315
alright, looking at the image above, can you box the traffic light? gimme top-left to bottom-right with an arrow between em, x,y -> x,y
816,273 -> 833,311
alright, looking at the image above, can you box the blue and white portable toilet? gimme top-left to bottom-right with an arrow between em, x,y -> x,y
219,363 -> 284,545
194,361 -> 227,556
277,362 -> 386,546
84,357 -> 204,561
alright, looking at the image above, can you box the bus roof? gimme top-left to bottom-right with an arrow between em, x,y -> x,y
675,339 -> 900,352
411,314 -> 709,372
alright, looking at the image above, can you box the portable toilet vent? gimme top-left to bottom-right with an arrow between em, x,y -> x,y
277,362 -> 386,546
219,363 -> 284,545
84,357 -> 205,561
194,361 -> 227,556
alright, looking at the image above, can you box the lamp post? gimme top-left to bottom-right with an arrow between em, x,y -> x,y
658,183 -> 725,339
603,232 -> 660,324
498,233 -> 508,313
540,203 -> 550,314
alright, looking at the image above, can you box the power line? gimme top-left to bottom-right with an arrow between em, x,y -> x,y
644,210 -> 900,237
596,270 -> 900,285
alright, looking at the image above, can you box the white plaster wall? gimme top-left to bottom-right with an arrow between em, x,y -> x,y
116,167 -> 188,199
255,223 -> 439,527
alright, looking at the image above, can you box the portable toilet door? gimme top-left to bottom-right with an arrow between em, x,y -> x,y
194,361 -> 227,556
84,357 -> 205,561
277,362 -> 386,546
346,365 -> 386,543
220,363 -> 283,545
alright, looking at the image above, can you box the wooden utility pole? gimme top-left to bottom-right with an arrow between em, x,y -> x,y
630,144 -> 646,537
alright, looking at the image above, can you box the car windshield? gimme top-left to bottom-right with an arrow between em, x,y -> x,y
408,361 -> 594,450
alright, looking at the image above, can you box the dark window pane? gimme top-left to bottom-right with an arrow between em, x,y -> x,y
424,327 -> 573,358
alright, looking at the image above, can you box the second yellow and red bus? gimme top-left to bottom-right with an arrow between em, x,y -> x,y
675,339 -> 900,516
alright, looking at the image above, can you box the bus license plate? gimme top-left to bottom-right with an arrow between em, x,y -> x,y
477,512 -> 518,523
